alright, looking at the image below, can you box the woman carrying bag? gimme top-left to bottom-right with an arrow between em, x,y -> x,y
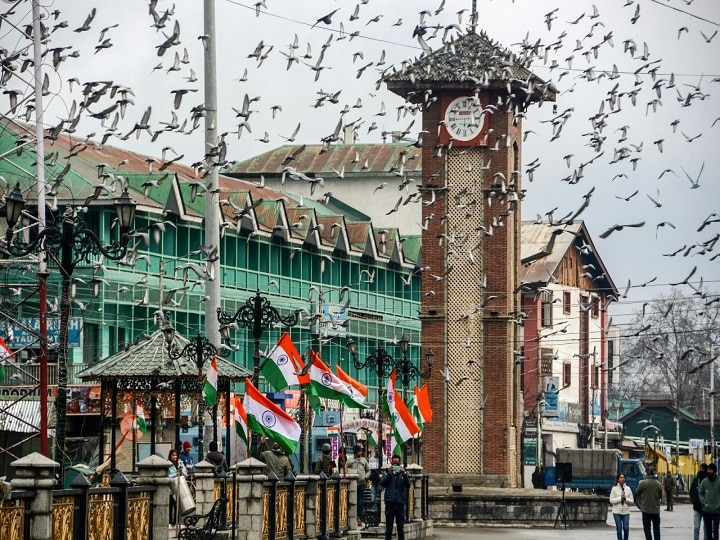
168,448 -> 192,529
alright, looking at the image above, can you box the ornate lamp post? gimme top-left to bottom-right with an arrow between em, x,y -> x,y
217,291 -> 299,454
345,338 -> 400,470
3,183 -> 136,483
163,325 -> 219,458
393,336 -> 434,465
217,291 -> 300,386
395,336 -> 434,394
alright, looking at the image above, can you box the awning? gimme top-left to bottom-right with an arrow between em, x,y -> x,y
0,399 -> 54,434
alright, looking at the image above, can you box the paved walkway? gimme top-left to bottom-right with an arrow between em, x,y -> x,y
430,502 -> 696,540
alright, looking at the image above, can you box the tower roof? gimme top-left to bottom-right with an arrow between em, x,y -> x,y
384,31 -> 556,104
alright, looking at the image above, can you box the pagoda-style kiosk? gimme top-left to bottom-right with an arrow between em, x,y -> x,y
78,328 -> 250,472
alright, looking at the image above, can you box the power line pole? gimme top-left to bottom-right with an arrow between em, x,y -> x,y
203,0 -> 221,347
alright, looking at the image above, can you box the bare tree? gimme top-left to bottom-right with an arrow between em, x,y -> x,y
613,289 -> 720,418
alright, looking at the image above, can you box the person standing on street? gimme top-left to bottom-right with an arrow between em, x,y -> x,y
314,443 -> 337,475
700,462 -> 720,539
347,444 -> 371,527
690,463 -> 708,540
380,454 -> 410,540
635,467 -> 662,540
610,472 -> 634,540
259,442 -> 294,479
663,471 -> 676,511
179,441 -> 194,474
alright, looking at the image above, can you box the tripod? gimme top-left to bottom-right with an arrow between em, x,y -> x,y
554,481 -> 570,529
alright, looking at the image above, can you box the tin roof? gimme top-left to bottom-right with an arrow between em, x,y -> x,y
225,143 -> 422,177
519,221 -> 616,294
0,399 -> 54,433
77,329 -> 250,382
383,31 -> 556,103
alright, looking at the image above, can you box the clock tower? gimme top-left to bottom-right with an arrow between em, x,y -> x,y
385,31 -> 556,485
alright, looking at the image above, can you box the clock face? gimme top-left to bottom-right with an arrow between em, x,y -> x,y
444,96 -> 486,142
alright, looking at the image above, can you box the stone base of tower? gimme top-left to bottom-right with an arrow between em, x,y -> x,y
428,473 -> 514,490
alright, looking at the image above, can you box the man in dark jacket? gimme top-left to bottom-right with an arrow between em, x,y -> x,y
664,472 -> 676,511
380,455 -> 410,540
700,462 -> 720,540
691,463 -> 708,540
314,443 -> 337,475
635,467 -> 662,540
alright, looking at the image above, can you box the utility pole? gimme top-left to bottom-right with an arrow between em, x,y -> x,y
203,0 -> 221,345
31,0 -> 49,458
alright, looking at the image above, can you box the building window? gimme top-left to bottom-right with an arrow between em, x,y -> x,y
607,340 -> 615,385
591,364 -> 599,389
563,362 -> 571,387
591,296 -> 600,318
563,291 -> 571,314
540,348 -> 553,375
541,291 -> 553,327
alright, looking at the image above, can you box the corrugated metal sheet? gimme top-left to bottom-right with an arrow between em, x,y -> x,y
0,399 -> 53,433
226,143 -> 422,177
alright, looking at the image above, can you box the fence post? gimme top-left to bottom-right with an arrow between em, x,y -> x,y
405,463 -> 423,522
318,472 -> 328,540
267,472 -> 278,540
10,452 -> 58,540
136,454 -> 173,540
235,457 -> 267,540
71,472 -> 91,540
286,472 -> 296,540
110,471 -> 131,540
331,471 -> 341,537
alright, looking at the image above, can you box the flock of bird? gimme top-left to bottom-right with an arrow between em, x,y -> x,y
0,0 -> 718,366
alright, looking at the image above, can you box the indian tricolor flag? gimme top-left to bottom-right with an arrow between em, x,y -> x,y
244,378 -> 301,455
233,395 -> 248,444
327,425 -> 340,438
260,333 -> 304,391
335,365 -> 367,407
410,384 -> 433,430
306,350 -> 367,409
384,370 -> 420,444
0,336 -> 11,383
203,357 -> 218,407
135,403 -> 148,434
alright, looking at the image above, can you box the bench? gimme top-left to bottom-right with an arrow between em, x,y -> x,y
177,497 -> 227,540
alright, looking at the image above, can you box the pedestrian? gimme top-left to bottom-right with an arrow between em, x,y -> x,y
531,466 -> 545,489
690,463 -> 708,540
635,466 -> 662,540
610,472 -> 634,540
168,448 -> 187,528
259,442 -> 293,479
206,441 -> 229,527
205,440 -> 228,473
380,454 -> 410,540
700,462 -> 720,539
368,446 -> 381,514
663,471 -> 676,511
179,441 -> 194,474
346,444 -> 370,528
314,443 -> 337,475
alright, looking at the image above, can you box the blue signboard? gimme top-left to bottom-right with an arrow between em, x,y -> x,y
3,318 -> 83,348
543,376 -> 559,418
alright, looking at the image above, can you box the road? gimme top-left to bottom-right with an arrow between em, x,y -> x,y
430,502 -> 694,540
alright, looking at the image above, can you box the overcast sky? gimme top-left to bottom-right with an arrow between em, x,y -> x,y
2,0 -> 719,331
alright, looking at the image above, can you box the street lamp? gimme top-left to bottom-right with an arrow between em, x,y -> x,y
345,338 -> 398,470
217,291 -> 299,455
3,183 -> 136,482
216,291 -> 300,386
163,325 -> 219,458
394,337 -> 433,466
395,336 -> 434,392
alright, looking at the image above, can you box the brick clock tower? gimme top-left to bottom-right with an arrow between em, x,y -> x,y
385,32 -> 555,485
